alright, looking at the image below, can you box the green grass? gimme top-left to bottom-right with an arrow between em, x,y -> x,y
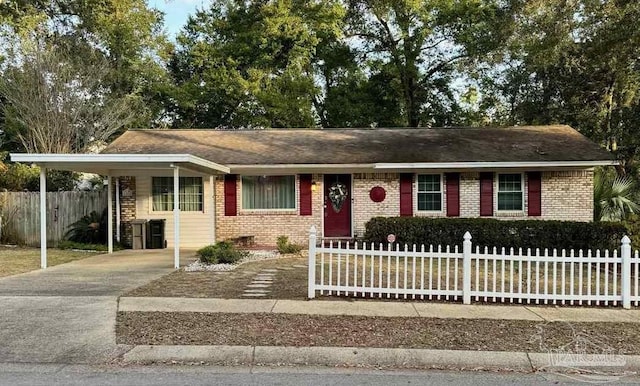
0,246 -> 102,277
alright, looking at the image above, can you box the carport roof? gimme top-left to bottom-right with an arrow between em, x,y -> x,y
9,153 -> 230,175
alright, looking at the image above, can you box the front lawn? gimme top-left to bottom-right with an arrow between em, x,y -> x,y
0,246 -> 102,277
124,256 -> 308,299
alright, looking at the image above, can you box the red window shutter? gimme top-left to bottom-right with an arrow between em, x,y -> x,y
479,172 -> 493,216
224,174 -> 237,216
399,173 -> 413,216
527,171 -> 542,216
446,173 -> 460,217
299,174 -> 312,216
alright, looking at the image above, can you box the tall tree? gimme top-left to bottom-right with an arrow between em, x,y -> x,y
0,42 -> 138,153
492,0 -> 640,176
0,0 -> 170,135
167,0 -> 344,128
344,0 -> 513,127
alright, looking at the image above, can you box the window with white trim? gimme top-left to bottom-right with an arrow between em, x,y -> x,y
497,173 -> 523,211
241,175 -> 295,210
417,174 -> 442,211
152,177 -> 203,212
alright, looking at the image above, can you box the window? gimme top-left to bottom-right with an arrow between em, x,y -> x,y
417,174 -> 442,211
152,177 -> 203,212
242,175 -> 295,210
497,174 -> 523,211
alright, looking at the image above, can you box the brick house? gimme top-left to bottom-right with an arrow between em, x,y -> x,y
100,125 -> 613,247
11,125 -> 615,267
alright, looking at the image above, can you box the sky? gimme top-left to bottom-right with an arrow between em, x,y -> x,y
147,0 -> 212,38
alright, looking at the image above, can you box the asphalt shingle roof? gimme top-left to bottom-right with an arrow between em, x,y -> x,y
102,125 -> 613,165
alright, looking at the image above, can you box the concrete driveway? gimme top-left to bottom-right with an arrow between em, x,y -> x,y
0,250 -> 193,364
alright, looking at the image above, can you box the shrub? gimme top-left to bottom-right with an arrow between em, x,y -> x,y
64,209 -> 107,244
625,215 -> 640,249
276,235 -> 303,254
197,241 -> 248,265
364,217 -> 629,252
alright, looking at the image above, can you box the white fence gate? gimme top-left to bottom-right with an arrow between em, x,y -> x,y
306,226 -> 640,309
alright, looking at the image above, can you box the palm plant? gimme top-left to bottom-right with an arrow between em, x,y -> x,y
594,170 -> 640,221
64,209 -> 107,244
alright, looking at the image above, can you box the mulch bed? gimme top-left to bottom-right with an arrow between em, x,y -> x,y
116,312 -> 640,354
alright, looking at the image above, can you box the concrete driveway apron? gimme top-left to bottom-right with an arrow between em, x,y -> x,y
0,250 -> 187,364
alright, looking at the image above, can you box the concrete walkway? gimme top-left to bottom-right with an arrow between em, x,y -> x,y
119,297 -> 640,323
0,250 -> 193,364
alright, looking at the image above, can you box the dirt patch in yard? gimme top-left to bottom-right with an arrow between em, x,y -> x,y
117,312 -> 640,354
124,256 -> 308,299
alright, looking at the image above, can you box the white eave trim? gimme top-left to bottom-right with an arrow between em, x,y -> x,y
9,153 -> 231,174
227,164 -> 376,173
374,160 -> 619,169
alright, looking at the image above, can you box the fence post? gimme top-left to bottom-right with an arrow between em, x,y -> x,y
308,225 -> 317,299
463,231 -> 472,305
622,235 -> 631,309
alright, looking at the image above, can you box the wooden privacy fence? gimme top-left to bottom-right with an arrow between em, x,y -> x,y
307,226 -> 640,309
0,190 -> 107,246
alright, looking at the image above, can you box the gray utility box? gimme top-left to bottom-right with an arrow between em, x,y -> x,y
131,219 -> 147,250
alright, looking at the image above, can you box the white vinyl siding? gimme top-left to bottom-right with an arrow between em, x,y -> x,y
136,174 -> 213,248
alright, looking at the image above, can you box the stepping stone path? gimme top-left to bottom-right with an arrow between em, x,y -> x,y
241,264 -> 310,298
242,270 -> 276,298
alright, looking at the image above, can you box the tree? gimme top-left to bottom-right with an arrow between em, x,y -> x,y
166,0 -> 344,128
344,0 -> 513,127
0,0 -> 170,130
491,0 -> 640,176
0,42 -> 139,153
594,168 -> 640,222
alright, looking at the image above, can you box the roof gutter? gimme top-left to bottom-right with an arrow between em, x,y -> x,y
374,160 -> 619,169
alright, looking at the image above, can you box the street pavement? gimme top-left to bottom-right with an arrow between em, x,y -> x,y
2,363 -> 640,386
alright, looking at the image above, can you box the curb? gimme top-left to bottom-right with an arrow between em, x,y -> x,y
121,345 -> 640,373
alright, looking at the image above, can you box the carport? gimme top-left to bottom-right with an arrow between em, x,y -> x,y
9,154 -> 230,269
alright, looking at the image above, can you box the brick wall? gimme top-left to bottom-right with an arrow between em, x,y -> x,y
353,173 -> 400,236
540,170 -> 593,221
119,176 -> 136,247
215,174 -> 323,245
458,170 -> 592,221
131,169 -> 593,248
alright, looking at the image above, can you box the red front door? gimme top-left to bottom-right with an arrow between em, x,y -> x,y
323,174 -> 352,237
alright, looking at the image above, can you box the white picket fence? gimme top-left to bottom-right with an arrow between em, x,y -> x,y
306,226 -> 640,309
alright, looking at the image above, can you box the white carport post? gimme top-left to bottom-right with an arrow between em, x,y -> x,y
107,175 -> 113,254
173,165 -> 181,269
115,177 -> 121,243
39,167 -> 47,269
